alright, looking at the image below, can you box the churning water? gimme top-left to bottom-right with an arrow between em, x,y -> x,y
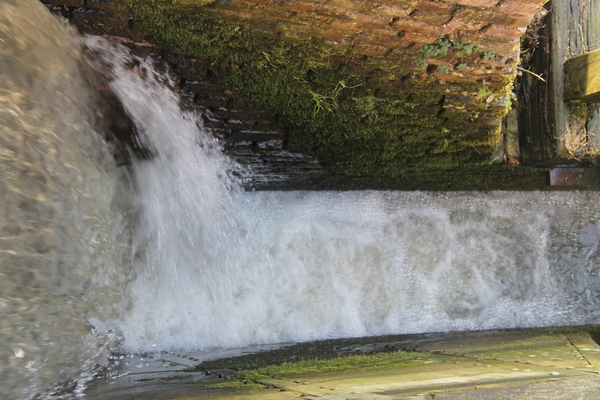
2,1 -> 600,398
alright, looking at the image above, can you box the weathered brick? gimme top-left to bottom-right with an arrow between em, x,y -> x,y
293,12 -> 336,27
311,25 -> 354,41
352,41 -> 390,57
280,1 -> 316,13
363,27 -> 404,40
344,10 -> 396,25
328,19 -> 364,36
371,3 -> 413,18
354,34 -> 408,50
402,30 -> 440,44
498,0 -> 542,15
326,0 -> 366,11
391,17 -> 451,35
446,18 -> 486,31
458,30 -> 519,55
444,0 -> 500,7
410,9 -> 452,26
491,12 -> 533,27
505,0 -> 546,4
445,6 -> 496,31
384,41 -> 414,55
481,24 -> 526,39
415,0 -> 454,15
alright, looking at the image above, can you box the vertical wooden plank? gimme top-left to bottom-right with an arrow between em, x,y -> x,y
585,0 -> 600,149
551,0 -> 600,154
550,0 -> 569,153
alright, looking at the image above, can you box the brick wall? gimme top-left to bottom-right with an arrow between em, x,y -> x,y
200,0 -> 546,82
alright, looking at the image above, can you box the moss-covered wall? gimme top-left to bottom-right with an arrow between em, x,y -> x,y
44,0 -> 553,189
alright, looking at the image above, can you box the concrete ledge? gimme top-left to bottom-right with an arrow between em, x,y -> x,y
85,326 -> 600,399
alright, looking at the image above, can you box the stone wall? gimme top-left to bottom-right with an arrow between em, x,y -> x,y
41,0 -> 551,189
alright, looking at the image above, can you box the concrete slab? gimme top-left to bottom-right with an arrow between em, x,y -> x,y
85,327 -> 600,399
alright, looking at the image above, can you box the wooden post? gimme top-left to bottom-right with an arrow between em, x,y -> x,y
564,49 -> 600,103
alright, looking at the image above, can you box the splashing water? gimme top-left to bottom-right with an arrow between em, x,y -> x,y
2,1 -> 600,398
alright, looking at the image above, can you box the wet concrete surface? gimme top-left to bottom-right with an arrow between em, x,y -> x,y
85,326 -> 600,399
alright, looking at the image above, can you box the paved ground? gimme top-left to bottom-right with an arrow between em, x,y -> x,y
85,327 -> 600,399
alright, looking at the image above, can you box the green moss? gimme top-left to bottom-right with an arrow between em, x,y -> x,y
112,0 -> 535,189
202,380 -> 265,391
195,350 -> 429,394
238,350 -> 428,381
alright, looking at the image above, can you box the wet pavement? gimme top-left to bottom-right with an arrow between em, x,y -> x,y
85,326 -> 600,399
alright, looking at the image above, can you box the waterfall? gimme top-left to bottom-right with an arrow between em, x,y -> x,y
88,36 -> 600,353
2,1 -> 600,398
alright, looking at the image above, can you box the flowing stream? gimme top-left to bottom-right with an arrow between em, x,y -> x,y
2,1 -> 600,398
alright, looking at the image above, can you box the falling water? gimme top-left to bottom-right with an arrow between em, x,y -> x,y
89,38 -> 600,352
2,1 -> 600,398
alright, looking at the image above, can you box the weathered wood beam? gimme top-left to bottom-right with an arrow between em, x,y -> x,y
564,49 -> 600,103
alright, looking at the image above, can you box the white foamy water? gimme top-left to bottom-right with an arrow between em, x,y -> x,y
85,39 -> 600,353
117,189 -> 600,351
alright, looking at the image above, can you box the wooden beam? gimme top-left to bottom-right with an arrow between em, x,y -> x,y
564,49 -> 600,103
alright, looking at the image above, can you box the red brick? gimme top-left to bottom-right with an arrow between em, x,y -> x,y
459,33 -> 519,56
354,34 -> 408,49
508,0 -> 547,4
481,24 -> 526,39
325,0 -> 366,12
498,0 -> 542,15
415,0 -> 454,15
281,1 -> 316,13
352,41 -> 390,57
402,30 -> 440,44
391,17 -> 451,35
344,11 -> 395,25
385,40 -> 413,53
311,26 -> 351,41
328,19 -> 364,35
371,3 -> 413,18
363,27 -> 404,40
491,12 -> 534,27
445,6 -> 496,31
410,9 -> 452,26
444,0 -> 500,7
446,18 -> 486,31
